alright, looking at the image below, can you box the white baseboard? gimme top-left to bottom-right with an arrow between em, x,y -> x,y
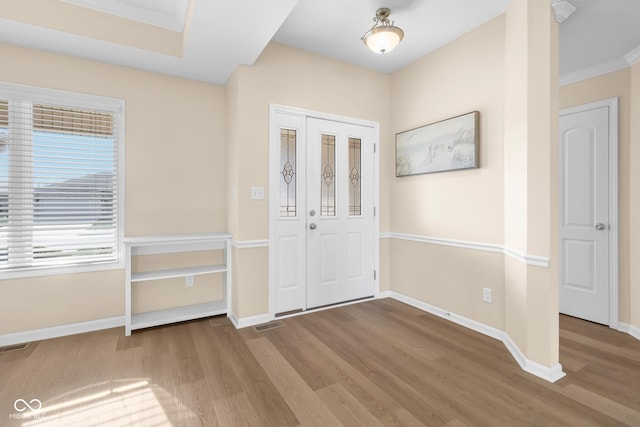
618,322 -> 640,341
0,316 -> 125,347
386,290 -> 566,383
389,291 -> 504,341
502,334 -> 566,382
230,295 -> 384,329
378,290 -> 393,299
228,310 -> 273,329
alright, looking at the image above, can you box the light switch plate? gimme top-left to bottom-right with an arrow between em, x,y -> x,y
482,287 -> 492,303
250,186 -> 264,200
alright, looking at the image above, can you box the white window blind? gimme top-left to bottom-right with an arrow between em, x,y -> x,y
0,84 -> 124,275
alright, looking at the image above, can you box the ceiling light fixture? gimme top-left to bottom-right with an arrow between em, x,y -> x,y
362,8 -> 404,54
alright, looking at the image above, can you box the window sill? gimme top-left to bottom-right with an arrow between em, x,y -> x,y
0,259 -> 124,281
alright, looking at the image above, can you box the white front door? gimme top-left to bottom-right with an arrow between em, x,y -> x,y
306,118 -> 375,308
270,108 -> 377,314
559,103 -> 611,325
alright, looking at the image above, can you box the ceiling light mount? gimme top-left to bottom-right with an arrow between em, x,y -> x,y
362,7 -> 404,55
551,0 -> 577,23
374,7 -> 391,21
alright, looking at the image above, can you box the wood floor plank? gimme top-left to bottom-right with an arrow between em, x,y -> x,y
189,319 -> 245,399
268,318 -> 416,427
561,328 -> 640,363
213,324 -> 299,427
263,321 -> 342,391
562,383 -> 640,426
439,352 -> 621,427
316,383 -> 384,427
174,379 -> 222,426
246,336 -> 341,426
317,312 -> 539,426
393,407 -> 429,427
342,302 -> 448,361
213,392 -> 263,427
443,420 -> 469,427
506,371 -> 628,427
299,311 -> 457,426
2,300 -> 639,426
558,348 -> 589,373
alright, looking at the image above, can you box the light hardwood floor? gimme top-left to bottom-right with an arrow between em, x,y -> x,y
2,298 -> 639,426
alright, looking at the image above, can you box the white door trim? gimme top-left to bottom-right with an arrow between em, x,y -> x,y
559,97 -> 619,328
268,104 -> 380,318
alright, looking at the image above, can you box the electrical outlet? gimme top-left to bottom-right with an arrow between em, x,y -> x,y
482,287 -> 492,303
186,275 -> 194,287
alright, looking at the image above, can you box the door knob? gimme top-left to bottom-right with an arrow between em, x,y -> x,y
594,223 -> 606,231
309,210 -> 316,217
309,223 -> 317,230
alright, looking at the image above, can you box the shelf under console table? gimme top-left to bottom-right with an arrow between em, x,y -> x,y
124,233 -> 232,336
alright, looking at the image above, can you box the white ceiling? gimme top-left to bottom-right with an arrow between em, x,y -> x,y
558,0 -> 640,82
62,0 -> 191,32
272,0 -> 510,75
0,0 -> 638,85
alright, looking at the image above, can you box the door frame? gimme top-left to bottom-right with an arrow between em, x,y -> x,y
559,97 -> 619,328
268,104 -> 380,318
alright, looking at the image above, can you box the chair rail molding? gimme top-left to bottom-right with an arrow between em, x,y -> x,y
231,239 -> 270,249
382,232 -> 549,268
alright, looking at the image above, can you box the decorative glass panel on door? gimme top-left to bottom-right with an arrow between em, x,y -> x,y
348,137 -> 361,216
321,134 -> 336,216
279,129 -> 296,217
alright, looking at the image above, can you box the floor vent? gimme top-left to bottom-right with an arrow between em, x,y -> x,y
253,321 -> 285,332
0,342 -> 30,353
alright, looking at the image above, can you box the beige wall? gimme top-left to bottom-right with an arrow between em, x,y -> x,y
0,43 -> 227,334
559,69 -> 633,325
390,17 -> 505,243
630,63 -> 640,330
388,16 -> 506,329
226,43 -> 391,318
388,2 -> 560,367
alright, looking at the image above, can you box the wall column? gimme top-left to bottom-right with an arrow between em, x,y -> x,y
630,61 -> 640,333
503,0 -> 562,377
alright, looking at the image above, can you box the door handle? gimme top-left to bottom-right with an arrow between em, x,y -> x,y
594,223 -> 606,231
309,223 -> 317,230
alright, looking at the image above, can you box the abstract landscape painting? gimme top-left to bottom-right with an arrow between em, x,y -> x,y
396,111 -> 479,177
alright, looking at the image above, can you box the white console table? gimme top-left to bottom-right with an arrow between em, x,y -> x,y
124,233 -> 231,336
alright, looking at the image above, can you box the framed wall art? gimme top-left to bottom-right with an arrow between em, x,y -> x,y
396,111 -> 479,177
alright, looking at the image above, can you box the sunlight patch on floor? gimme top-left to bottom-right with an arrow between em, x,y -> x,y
20,379 -> 200,426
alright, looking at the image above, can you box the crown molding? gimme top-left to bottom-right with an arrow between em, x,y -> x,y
559,56 -> 631,86
560,43 -> 640,86
550,0 -> 577,24
625,46 -> 640,66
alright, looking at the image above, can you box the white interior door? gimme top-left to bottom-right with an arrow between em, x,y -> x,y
305,118 -> 375,308
559,105 -> 610,325
270,108 -> 377,314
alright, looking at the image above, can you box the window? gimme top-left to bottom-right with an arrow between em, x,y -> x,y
348,137 -> 362,216
320,134 -> 336,217
0,83 -> 124,277
279,128 -> 297,217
